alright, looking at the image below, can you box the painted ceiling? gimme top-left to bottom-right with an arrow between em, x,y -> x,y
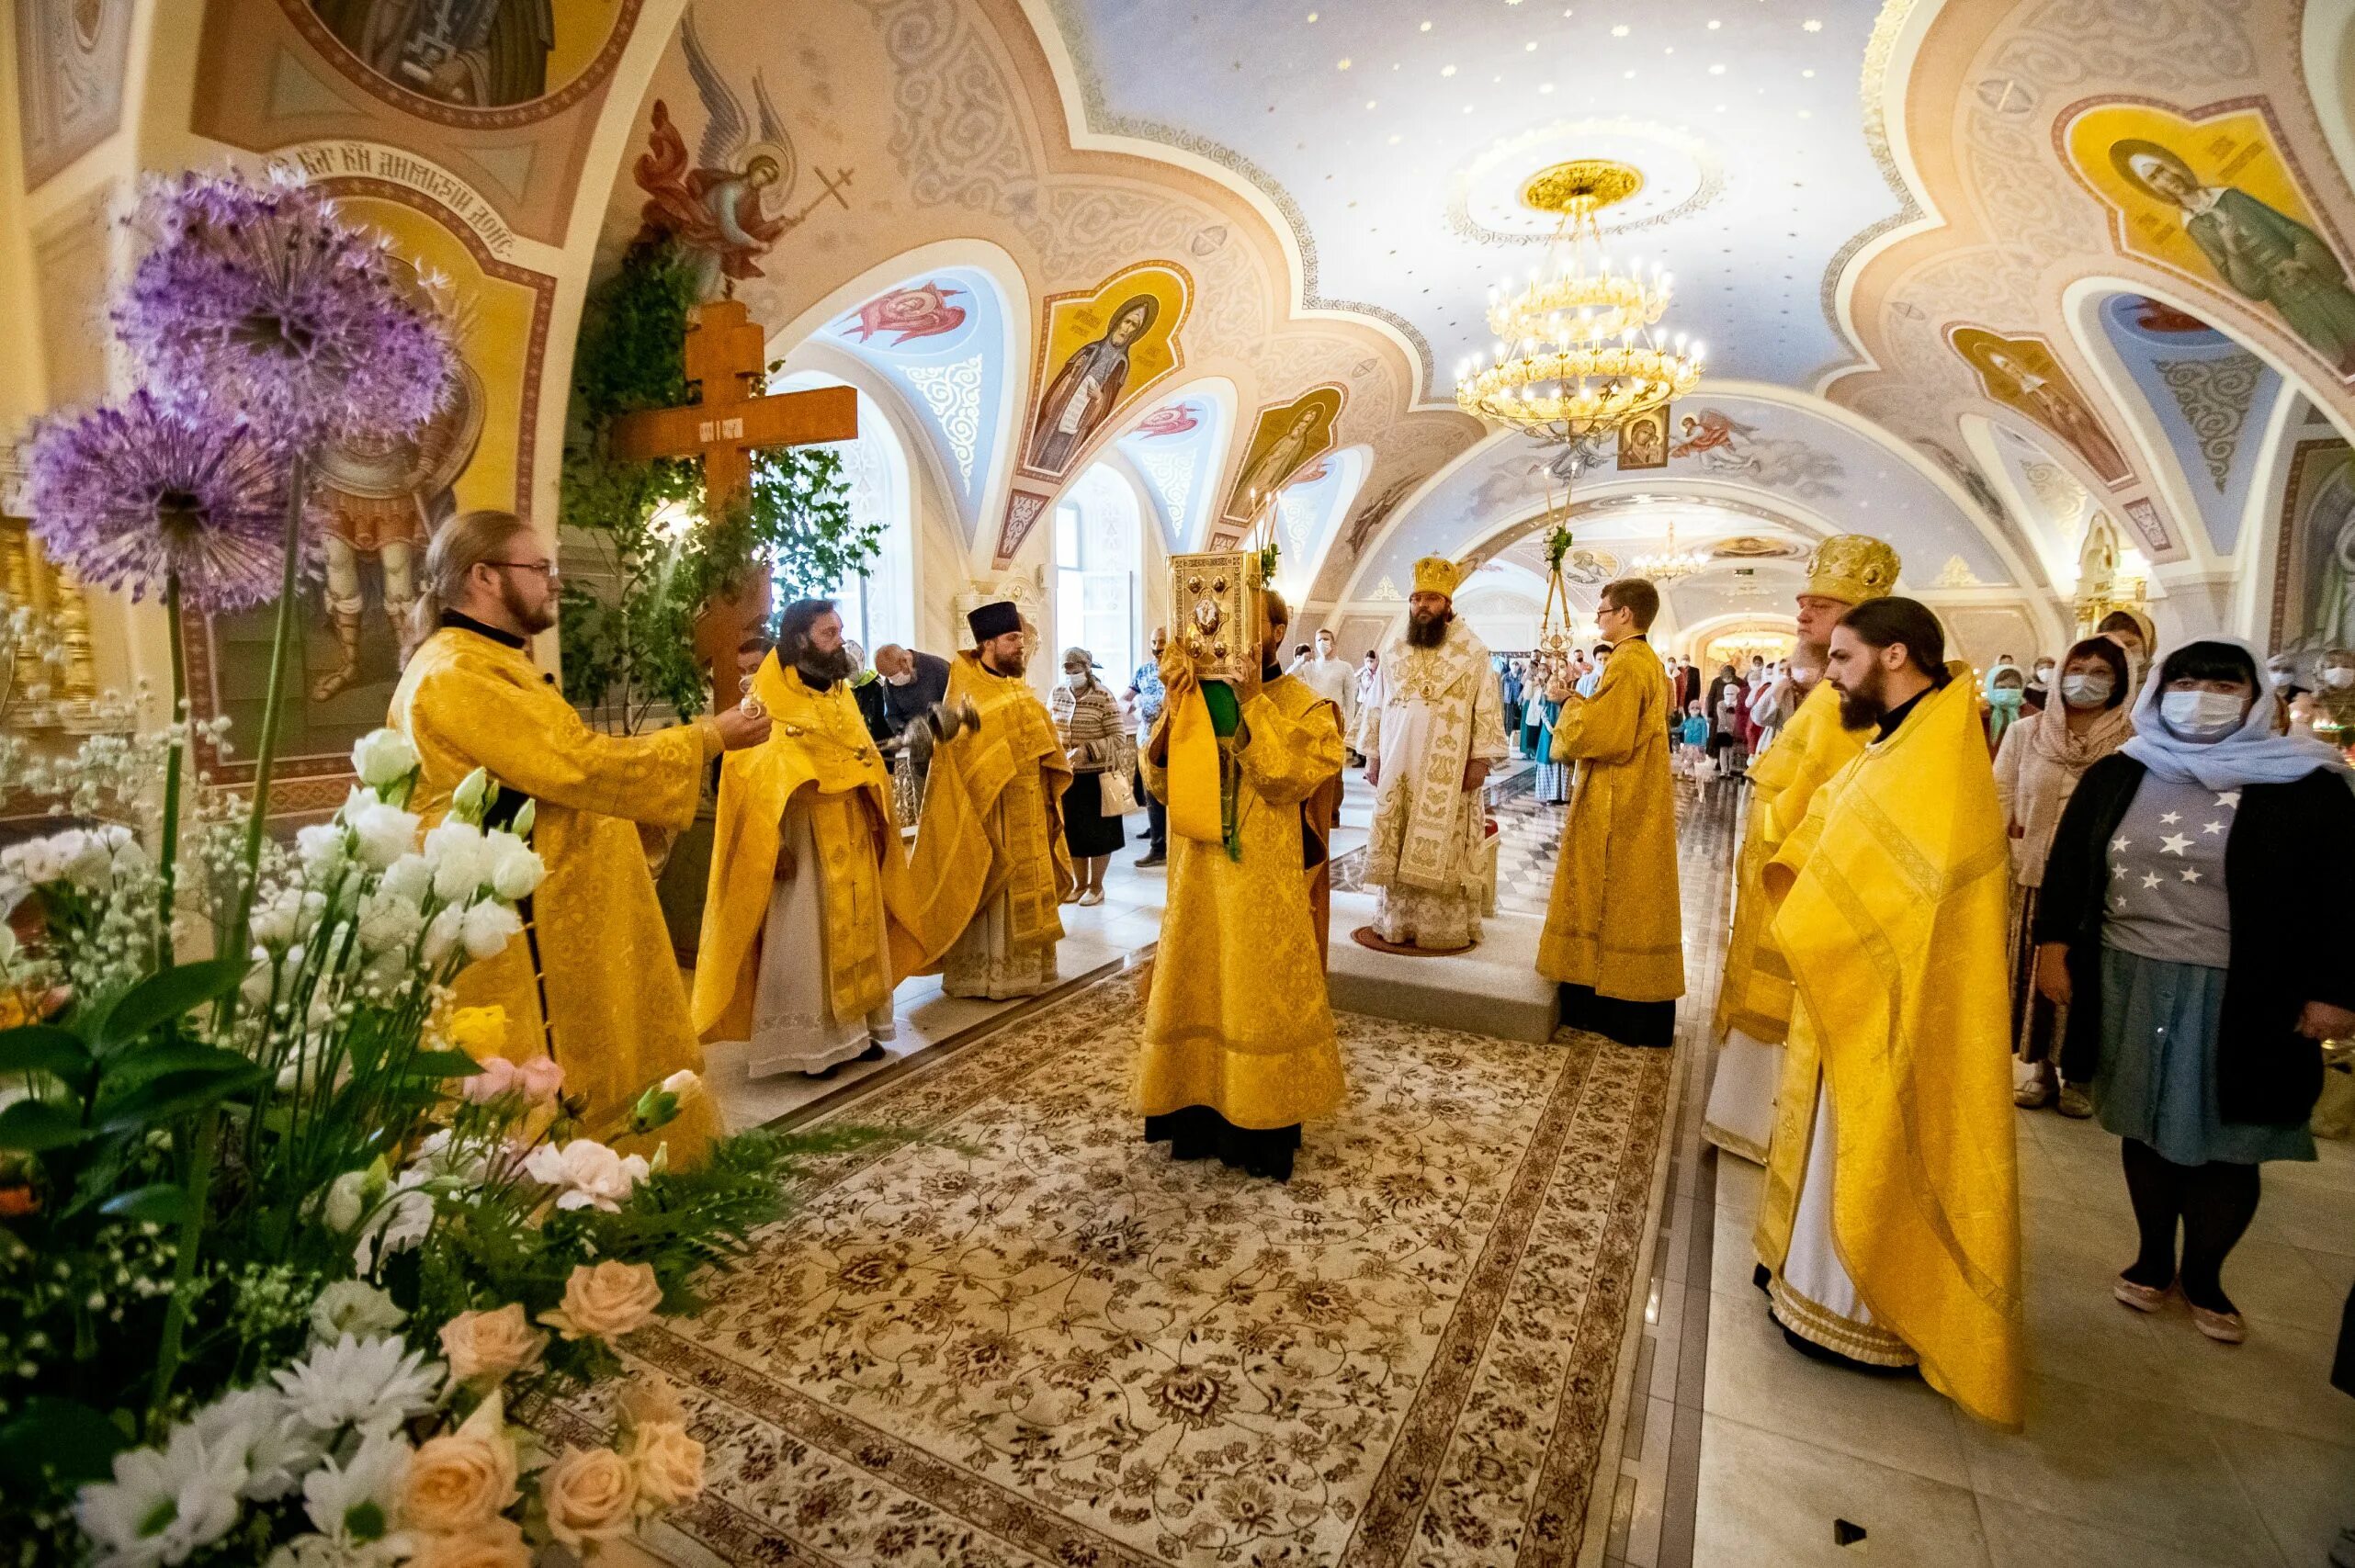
1053,0 -> 1896,389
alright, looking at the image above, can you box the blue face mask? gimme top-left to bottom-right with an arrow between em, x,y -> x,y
1990,687 -> 2023,710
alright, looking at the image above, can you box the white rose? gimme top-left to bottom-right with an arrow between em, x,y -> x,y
323,1168 -> 374,1232
250,891 -> 303,948
484,833 -> 544,901
522,1140 -> 651,1213
350,729 -> 420,791
421,905 -> 465,967
379,853 -> 432,905
458,900 -> 521,961
309,1280 -> 406,1344
346,801 -> 421,871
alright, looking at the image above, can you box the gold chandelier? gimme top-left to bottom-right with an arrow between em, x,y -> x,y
1630,516 -> 1705,581
1455,160 -> 1704,439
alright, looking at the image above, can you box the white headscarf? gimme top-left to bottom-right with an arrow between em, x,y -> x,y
2120,635 -> 2344,790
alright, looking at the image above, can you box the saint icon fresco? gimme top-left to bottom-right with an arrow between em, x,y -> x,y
1029,295 -> 1159,475
311,0 -> 560,108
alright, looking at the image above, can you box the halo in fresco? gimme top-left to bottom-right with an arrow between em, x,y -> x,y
294,0 -> 636,120
1949,326 -> 2134,488
1022,263 -> 1192,481
2065,100 -> 2355,384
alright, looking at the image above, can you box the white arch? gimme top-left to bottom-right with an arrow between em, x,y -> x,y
769,367 -> 920,655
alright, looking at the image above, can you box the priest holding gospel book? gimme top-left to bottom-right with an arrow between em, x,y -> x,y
1139,571 -> 1346,1181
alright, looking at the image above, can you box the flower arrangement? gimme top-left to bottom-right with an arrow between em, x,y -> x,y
2,169 -> 855,1566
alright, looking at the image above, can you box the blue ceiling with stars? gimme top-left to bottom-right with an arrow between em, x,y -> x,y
1056,0 -> 1896,392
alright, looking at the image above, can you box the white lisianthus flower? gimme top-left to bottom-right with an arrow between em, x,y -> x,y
310,1281 -> 406,1344
1,828 -> 80,886
271,1335 -> 442,1440
64,828 -> 120,890
191,1387 -> 325,1503
523,1139 -> 652,1213
345,802 -> 420,872
420,905 -> 465,967
295,823 -> 349,880
351,1176 -> 436,1275
74,1420 -> 249,1568
353,891 -> 425,955
482,830 -> 544,900
378,853 -> 432,906
458,900 -> 521,962
450,767 -> 492,819
298,1429 -> 413,1559
510,797 -> 537,838
424,820 -> 489,903
350,729 -> 419,791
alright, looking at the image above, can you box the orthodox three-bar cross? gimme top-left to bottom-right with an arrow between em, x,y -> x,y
608,299 -> 856,703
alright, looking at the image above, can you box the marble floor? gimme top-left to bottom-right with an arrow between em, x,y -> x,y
692,760 -> 2355,1568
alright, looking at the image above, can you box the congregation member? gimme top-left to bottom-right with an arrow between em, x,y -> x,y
1752,596 -> 2024,1430
1139,588 -> 1346,1180
1577,643 -> 1611,698
2099,607 -> 2155,690
1537,578 -> 1682,1045
1531,672 -> 1571,805
2023,652 -> 2057,714
1298,625 -> 1361,751
2297,646 -> 2355,751
1500,658 -> 1525,749
1127,628 -> 1171,866
873,642 -> 953,738
694,601 -> 948,1079
1996,636 -> 2134,1115
1353,649 -> 1380,764
1706,661 -> 1745,776
1702,539 -> 1898,1161
2034,638 -> 2355,1343
391,509 -> 768,1152
1985,661 -> 2028,753
1052,645 -> 1128,907
1357,557 -> 1509,953
926,602 -> 1075,998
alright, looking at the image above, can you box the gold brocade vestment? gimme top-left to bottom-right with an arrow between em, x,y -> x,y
1536,636 -> 1684,1001
1712,680 -> 1871,1043
1139,674 -> 1347,1128
917,653 -> 1074,996
389,625 -> 721,1156
692,657 -> 968,1046
1754,672 -> 2025,1429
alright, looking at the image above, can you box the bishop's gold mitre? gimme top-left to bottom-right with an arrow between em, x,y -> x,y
1802,534 -> 1901,606
1412,556 -> 1465,597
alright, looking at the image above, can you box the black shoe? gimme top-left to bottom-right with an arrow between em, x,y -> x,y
1772,1314 -> 1918,1378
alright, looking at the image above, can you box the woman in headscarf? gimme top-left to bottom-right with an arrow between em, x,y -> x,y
1996,637 -> 2134,1115
1984,661 -> 2029,753
2098,607 -> 2156,694
2034,638 -> 2355,1344
1534,665 -> 1572,805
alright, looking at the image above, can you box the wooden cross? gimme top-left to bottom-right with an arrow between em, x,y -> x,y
608,299 -> 857,703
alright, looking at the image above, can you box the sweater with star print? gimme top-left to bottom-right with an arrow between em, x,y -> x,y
2035,752 -> 2355,1126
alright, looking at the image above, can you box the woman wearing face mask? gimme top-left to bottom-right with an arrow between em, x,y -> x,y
1984,662 -> 2028,753
2304,647 -> 2355,754
2034,638 -> 2355,1343
1052,645 -> 1128,906
1995,637 -> 2134,1114
2023,656 -> 2057,714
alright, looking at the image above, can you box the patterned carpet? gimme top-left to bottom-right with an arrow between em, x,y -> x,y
560,971 -> 1675,1565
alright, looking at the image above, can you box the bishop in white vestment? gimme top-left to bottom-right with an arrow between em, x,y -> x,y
1356,558 -> 1508,951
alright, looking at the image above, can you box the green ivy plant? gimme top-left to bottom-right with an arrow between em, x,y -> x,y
558,243 -> 876,731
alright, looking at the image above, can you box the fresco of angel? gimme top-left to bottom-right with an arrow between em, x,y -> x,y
632,6 -> 795,288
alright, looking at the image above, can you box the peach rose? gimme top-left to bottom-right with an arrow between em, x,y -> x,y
401,1394 -> 518,1534
540,1445 -> 639,1549
538,1260 -> 663,1342
406,1518 -> 532,1568
624,1421 -> 706,1511
438,1304 -> 548,1384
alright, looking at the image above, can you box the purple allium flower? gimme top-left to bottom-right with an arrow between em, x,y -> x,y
25,391 -> 318,614
114,168 -> 457,447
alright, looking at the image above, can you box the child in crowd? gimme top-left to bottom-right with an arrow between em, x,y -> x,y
1678,699 -> 1711,779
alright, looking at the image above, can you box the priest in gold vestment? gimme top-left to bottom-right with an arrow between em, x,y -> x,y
925,601 -> 1075,998
1139,588 -> 1346,1180
692,600 -> 967,1078
1753,598 -> 2023,1429
1536,577 -> 1683,1045
1702,535 -> 1899,1161
389,511 -> 768,1154
1357,557 -> 1509,951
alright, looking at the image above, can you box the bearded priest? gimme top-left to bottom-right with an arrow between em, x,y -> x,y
1752,597 -> 2024,1430
1536,577 -> 1683,1046
1357,558 -> 1510,952
924,601 -> 1075,998
693,600 -> 953,1078
391,510 -> 769,1153
1702,534 -> 1900,1161
1139,587 -> 1346,1179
